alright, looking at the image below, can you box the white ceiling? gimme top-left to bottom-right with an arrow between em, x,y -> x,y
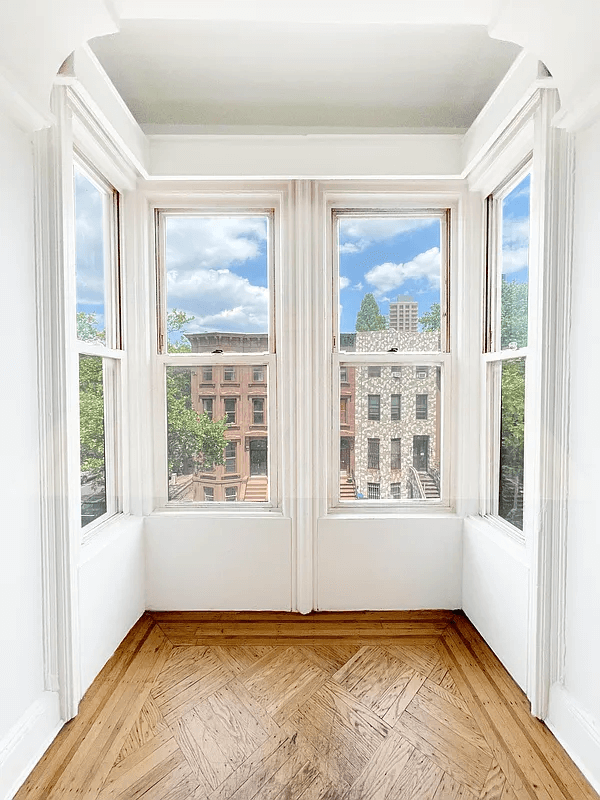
90,18 -> 521,132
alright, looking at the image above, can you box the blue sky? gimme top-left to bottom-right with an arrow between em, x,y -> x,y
74,167 -> 106,335
165,216 -> 269,345
338,217 -> 441,333
501,173 -> 530,286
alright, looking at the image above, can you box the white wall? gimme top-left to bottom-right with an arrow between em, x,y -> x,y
545,118 -> 600,792
78,516 -> 145,695
462,518 -> 530,690
145,515 -> 293,610
318,516 -> 462,610
0,111 -> 61,800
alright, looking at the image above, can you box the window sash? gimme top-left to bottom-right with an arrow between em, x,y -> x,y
224,398 -> 237,424
253,398 -> 265,424
225,441 -> 237,473
416,394 -> 428,420
391,438 -> 401,470
368,394 -> 380,420
367,438 -> 380,470
391,394 -> 401,420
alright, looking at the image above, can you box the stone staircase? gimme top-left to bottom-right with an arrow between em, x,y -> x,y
340,471 -> 357,499
418,471 -> 440,499
244,476 -> 268,502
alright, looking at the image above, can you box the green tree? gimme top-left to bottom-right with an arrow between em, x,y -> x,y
418,302 -> 440,332
499,358 -> 526,527
77,311 -> 105,343
167,308 -> 194,353
355,293 -> 388,331
79,352 -> 105,488
501,277 -> 528,349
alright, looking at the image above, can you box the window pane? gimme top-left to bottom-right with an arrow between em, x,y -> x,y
164,215 -> 270,353
74,166 -> 109,344
167,364 -> 269,502
338,215 -> 443,352
499,358 -> 525,530
500,174 -> 530,350
80,355 -> 107,526
339,363 -> 441,501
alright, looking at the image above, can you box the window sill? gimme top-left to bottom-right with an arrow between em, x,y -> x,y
326,501 -> 454,518
151,504 -> 284,517
467,513 -> 526,547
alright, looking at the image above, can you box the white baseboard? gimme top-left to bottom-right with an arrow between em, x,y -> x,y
0,692 -> 62,800
546,683 -> 600,794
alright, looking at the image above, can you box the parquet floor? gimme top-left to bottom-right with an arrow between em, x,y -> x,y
15,612 -> 599,800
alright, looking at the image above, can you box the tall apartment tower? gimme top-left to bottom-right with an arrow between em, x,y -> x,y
389,295 -> 419,332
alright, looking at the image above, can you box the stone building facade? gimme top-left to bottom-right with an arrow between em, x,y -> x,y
341,330 -> 441,501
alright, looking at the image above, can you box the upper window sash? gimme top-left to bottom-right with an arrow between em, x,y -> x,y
155,209 -> 275,357
333,209 -> 451,355
73,153 -> 122,352
483,158 -> 532,355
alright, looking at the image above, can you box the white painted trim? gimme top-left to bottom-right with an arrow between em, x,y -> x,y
33,88 -> 82,721
547,683 -> 600,794
0,66 -> 54,133
527,89 -> 574,719
553,83 -> 600,133
0,693 -> 62,800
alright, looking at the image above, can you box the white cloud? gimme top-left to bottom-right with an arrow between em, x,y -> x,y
365,247 -> 441,295
166,216 -> 267,271
353,281 -> 363,291
502,217 -> 530,274
339,217 -> 436,254
339,276 -> 351,290
167,267 -> 268,333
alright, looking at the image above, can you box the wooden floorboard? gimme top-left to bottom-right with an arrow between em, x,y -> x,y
14,612 -> 599,800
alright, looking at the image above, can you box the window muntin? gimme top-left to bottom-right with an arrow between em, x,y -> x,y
416,394 -> 428,420
367,438 -> 380,469
391,394 -> 401,420
225,441 -> 237,473
165,363 -> 270,504
336,212 -> 448,354
391,438 -> 402,470
224,398 -> 237,424
367,394 -> 380,420
252,398 -> 265,425
338,362 -> 442,502
160,214 -> 270,354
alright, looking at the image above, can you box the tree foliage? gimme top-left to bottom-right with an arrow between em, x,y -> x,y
418,302 -> 440,332
355,293 -> 388,331
79,353 -> 105,487
499,358 -> 526,527
167,308 -> 193,353
500,277 -> 528,349
77,311 -> 105,343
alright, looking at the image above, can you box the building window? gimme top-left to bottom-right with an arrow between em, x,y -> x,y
368,394 -> 380,420
225,441 -> 237,473
253,398 -> 265,425
391,483 -> 402,499
367,438 -> 380,470
224,398 -> 237,424
391,366 -> 402,378
391,394 -> 401,420
416,394 -> 428,420
416,366 -> 429,379
224,367 -> 236,382
74,161 -> 122,530
367,483 -> 380,500
484,167 -> 531,532
340,397 -> 349,425
368,366 -> 381,378
204,486 -> 214,502
340,366 -> 348,383
202,367 -> 213,382
253,367 -> 264,382
391,438 -> 402,470
225,486 -> 238,502
202,398 -> 213,419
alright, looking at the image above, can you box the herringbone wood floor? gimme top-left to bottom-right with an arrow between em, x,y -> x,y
15,612 -> 599,800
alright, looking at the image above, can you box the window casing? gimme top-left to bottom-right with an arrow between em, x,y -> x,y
416,394 -> 428,420
483,161 -> 532,534
332,207 -> 451,507
391,438 -> 402,470
155,207 -> 276,507
367,438 -> 380,470
73,156 -> 122,532
202,398 -> 214,419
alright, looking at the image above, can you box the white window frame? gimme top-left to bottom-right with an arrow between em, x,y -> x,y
481,157 -> 533,543
328,200 -> 454,511
72,152 -> 124,540
151,198 -> 280,511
